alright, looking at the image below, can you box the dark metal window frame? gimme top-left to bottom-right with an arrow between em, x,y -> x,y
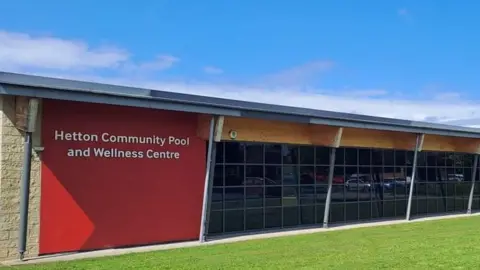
207,141 -> 477,236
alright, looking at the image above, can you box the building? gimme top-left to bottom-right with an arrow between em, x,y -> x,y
0,71 -> 480,261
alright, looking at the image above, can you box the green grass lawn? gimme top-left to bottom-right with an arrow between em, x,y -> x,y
8,216 -> 480,270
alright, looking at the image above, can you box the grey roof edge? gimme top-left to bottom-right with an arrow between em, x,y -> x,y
1,71 -> 480,138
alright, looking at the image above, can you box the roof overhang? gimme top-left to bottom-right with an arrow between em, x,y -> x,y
1,71 -> 480,139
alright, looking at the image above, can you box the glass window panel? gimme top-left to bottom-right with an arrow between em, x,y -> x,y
394,180 -> 408,200
300,205 -> 315,225
246,187 -> 263,208
416,183 -> 427,197
283,166 -> 299,185
211,188 -> 223,210
299,146 -> 314,165
383,200 -> 396,218
395,150 -> 406,166
410,199 -> 418,216
245,165 -> 264,186
245,143 -> 264,164
446,197 -> 456,212
246,209 -> 264,230
282,145 -> 299,164
427,196 -> 437,214
438,152 -> 447,167
225,165 -> 244,186
463,167 -> 473,183
316,147 -> 331,165
372,150 -> 383,166
345,166 -> 359,202
437,168 -> 448,181
265,144 -> 282,164
315,166 -> 330,184
213,165 -> 224,186
345,148 -> 358,166
345,166 -> 358,179
208,211 -> 223,234
224,187 -> 244,209
358,202 -> 372,221
472,197 -> 480,211
300,186 -> 315,205
455,182 -> 470,198
446,183 -> 456,197
383,166 -> 395,181
417,167 -> 427,183
300,166 -> 315,184
225,142 -> 245,163
333,166 -> 345,185
331,184 -> 346,203
316,204 -> 325,224
216,142 -> 224,163
406,151 -> 415,166
335,148 -> 345,165
425,167 -> 437,182
371,201 -> 381,219
283,207 -> 299,227
414,152 -> 426,167
358,166 -> 372,177
265,207 -> 282,228
454,153 -> 464,167
384,150 -> 394,166
329,203 -> 345,224
395,200 -> 407,218
344,203 -> 358,222
265,187 -> 282,207
371,168 -> 386,201
475,182 -> 480,196
452,167 -> 466,183
446,152 -> 455,167
437,183 -> 447,198
224,210 -> 244,232
456,198 -> 467,212
426,152 -> 437,167
265,166 -> 282,185
358,167 -> 372,202
359,148 -> 371,166
428,183 -> 442,199
316,185 -> 329,204
417,199 -> 428,215
283,187 -> 299,207
464,154 -> 474,168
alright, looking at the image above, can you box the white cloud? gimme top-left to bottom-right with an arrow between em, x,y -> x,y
262,60 -> 334,87
0,30 -> 178,73
343,89 -> 388,98
203,66 -> 224,74
1,30 -> 480,128
133,55 -> 179,71
0,31 -> 129,71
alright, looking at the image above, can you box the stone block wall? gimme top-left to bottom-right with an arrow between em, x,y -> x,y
0,95 -> 41,261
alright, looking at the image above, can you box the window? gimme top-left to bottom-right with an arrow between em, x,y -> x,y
209,142 -> 475,235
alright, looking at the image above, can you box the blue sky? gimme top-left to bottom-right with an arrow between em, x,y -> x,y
1,1 -> 480,126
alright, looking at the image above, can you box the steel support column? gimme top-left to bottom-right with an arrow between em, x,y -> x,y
467,155 -> 479,214
199,116 -> 217,242
406,134 -> 424,221
323,147 -> 337,228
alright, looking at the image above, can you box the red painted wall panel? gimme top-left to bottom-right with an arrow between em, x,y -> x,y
39,99 -> 206,254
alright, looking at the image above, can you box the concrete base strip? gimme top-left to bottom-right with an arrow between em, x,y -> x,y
3,212 -> 480,266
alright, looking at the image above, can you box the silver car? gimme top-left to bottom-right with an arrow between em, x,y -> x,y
345,177 -> 371,191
